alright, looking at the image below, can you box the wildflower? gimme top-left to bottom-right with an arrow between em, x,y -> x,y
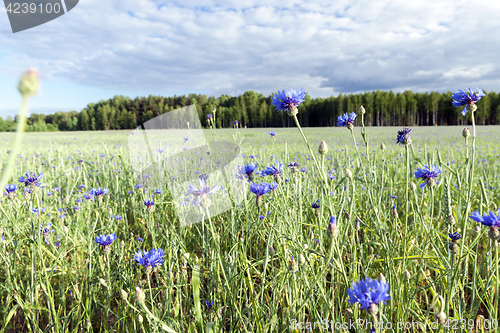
4,184 -> 17,199
144,199 -> 155,211
469,210 -> 500,240
288,161 -> 300,173
451,88 -> 485,116
89,188 -> 109,197
95,233 -> 117,247
391,205 -> 398,218
346,277 -> 391,315
396,128 -> 412,146
78,184 -> 86,189
40,223 -> 54,245
136,237 -> 144,242
158,148 -> 165,153
238,163 -> 258,182
311,199 -> 320,209
115,215 -> 122,220
337,113 -> 357,130
134,248 -> 165,269
205,300 -> 213,310
207,114 -> 213,120
185,178 -> 222,208
233,120 -> 238,127
268,131 -> 276,137
261,162 -> 283,184
327,216 -> 337,238
249,182 -> 272,207
19,171 -> 44,189
154,189 -> 162,194
271,88 -> 306,116
289,256 -> 298,272
414,165 -> 443,188
448,232 -> 461,253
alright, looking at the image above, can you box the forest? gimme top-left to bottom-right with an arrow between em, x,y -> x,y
1,89 -> 499,132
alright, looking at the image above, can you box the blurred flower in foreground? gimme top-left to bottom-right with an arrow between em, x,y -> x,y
451,88 -> 485,116
18,68 -> 39,97
469,210 -> 500,240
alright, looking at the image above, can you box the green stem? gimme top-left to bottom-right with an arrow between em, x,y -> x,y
0,96 -> 28,191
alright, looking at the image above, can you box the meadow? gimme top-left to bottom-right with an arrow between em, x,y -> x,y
0,123 -> 500,332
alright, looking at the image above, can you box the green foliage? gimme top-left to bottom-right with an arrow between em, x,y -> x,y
3,90 -> 500,133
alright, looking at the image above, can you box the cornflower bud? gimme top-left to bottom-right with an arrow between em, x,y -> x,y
318,141 -> 328,155
345,168 -> 352,180
120,289 -> 129,301
359,105 -> 366,115
380,142 -> 386,151
462,127 -> 470,138
18,68 -> 39,97
135,286 -> 146,304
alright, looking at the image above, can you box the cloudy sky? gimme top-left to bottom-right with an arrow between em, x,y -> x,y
0,0 -> 499,118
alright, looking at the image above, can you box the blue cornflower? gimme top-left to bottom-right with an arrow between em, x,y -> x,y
83,194 -> 94,200
250,182 -> 272,206
205,300 -> 213,310
134,184 -> 142,189
448,232 -> 462,242
311,199 -> 320,209
40,223 -> 54,245
396,128 -> 412,146
54,187 -> 60,192
469,210 -> 500,228
134,248 -> 165,268
207,114 -> 213,120
271,88 -> 306,113
158,148 -> 165,153
238,163 -> 258,181
4,184 -> 17,198
327,216 -> 337,238
115,215 -> 122,220
414,165 -> 443,188
300,168 -> 307,173
78,184 -> 86,189
346,277 -> 391,313
31,207 -> 46,214
144,199 -> 155,211
250,182 -> 272,197
261,163 -> 283,178
337,113 -> 357,129
259,215 -> 265,220
154,189 -> 163,194
390,195 -> 397,199
89,188 -> 109,197
268,131 -> 276,137
19,171 -> 44,188
233,120 -> 238,127
269,182 -> 278,191
185,178 -> 222,207
136,237 -> 144,242
451,88 -> 486,116
95,233 -> 117,247
288,161 -> 300,173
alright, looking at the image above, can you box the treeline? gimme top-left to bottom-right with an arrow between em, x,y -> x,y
1,90 -> 500,132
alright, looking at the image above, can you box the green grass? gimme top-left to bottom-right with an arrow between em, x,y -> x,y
0,125 -> 499,332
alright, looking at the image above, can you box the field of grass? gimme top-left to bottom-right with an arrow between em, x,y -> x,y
0,124 -> 500,332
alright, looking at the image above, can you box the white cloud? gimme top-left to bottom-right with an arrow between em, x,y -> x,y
1,0 -> 500,109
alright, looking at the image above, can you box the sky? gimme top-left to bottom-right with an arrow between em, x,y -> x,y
0,0 -> 499,118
